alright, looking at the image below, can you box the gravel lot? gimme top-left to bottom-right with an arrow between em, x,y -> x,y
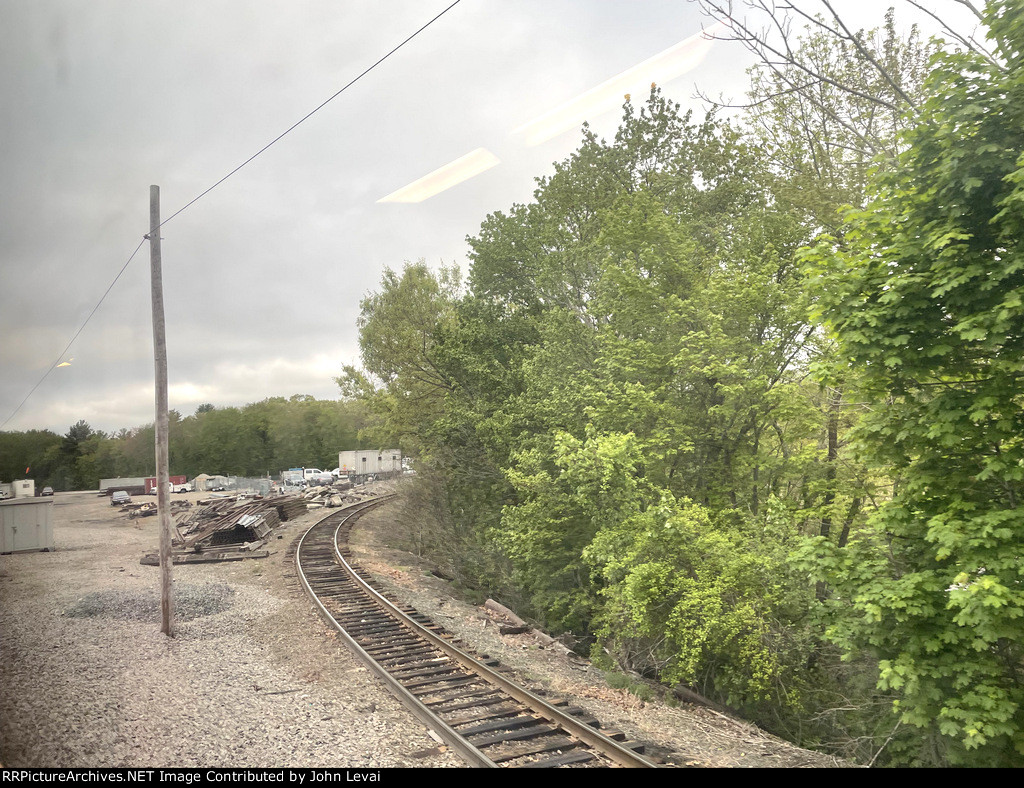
0,489 -> 844,769
0,491 -> 462,768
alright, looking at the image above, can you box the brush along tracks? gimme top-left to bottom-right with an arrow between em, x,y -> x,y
294,497 -> 658,769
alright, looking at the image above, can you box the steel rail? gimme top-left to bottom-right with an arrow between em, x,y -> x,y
294,498 -> 498,767
295,496 -> 658,768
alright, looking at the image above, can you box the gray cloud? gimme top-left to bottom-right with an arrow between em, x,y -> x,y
15,0 -> 911,434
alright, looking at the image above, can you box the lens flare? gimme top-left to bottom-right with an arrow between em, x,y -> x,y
514,22 -> 725,146
378,148 -> 501,204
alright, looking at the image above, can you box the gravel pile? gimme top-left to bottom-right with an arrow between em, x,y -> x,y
64,582 -> 236,622
0,492 -> 464,769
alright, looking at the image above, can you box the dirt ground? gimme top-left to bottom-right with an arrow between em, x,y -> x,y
1,488 -> 848,769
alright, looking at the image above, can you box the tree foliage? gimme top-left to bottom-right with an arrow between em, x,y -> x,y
800,0 -> 1024,765
738,7 -> 936,233
0,395 -> 367,490
352,88 -> 835,724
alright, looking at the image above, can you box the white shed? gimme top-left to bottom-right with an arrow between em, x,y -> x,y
0,498 -> 54,553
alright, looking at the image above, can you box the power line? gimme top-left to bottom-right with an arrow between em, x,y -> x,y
1,239 -> 146,430
1,1 -> 462,432
161,0 -> 462,228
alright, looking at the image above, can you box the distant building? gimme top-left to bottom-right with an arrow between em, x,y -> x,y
192,474 -> 230,492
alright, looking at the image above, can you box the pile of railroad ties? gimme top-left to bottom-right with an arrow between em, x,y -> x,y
139,486 -> 371,565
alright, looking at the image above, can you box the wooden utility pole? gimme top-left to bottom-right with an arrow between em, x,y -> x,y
148,185 -> 174,637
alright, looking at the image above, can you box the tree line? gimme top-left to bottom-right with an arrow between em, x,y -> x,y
0,395 -> 368,491
342,1 -> 1024,766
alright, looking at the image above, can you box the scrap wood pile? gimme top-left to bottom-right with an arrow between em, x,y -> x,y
141,494 -> 304,566
139,491 -> 376,565
173,494 -> 314,551
277,496 -> 307,520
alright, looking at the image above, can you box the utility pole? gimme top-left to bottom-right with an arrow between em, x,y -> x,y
148,185 -> 174,637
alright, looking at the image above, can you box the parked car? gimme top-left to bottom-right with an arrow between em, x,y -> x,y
111,490 -> 131,506
41,486 -> 54,496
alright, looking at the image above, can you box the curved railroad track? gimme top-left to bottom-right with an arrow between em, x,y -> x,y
293,495 -> 659,768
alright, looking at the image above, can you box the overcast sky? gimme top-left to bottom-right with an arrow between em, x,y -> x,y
0,1 -> 971,436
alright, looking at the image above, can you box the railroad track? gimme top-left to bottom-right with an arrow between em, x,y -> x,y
293,496 -> 659,768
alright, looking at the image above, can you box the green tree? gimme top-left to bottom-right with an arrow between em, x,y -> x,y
0,429 -> 61,487
739,8 -> 935,234
801,1 -> 1024,764
58,420 -> 106,490
499,429 -> 647,633
353,90 -> 831,728
341,261 -> 462,456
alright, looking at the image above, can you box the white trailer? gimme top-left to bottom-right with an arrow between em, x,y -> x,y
10,479 -> 35,499
338,450 -> 402,483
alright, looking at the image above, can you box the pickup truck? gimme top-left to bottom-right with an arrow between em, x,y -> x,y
148,482 -> 193,494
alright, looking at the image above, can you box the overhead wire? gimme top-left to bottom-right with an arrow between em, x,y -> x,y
1,0 -> 462,431
1,239 -> 147,430
160,0 -> 462,229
